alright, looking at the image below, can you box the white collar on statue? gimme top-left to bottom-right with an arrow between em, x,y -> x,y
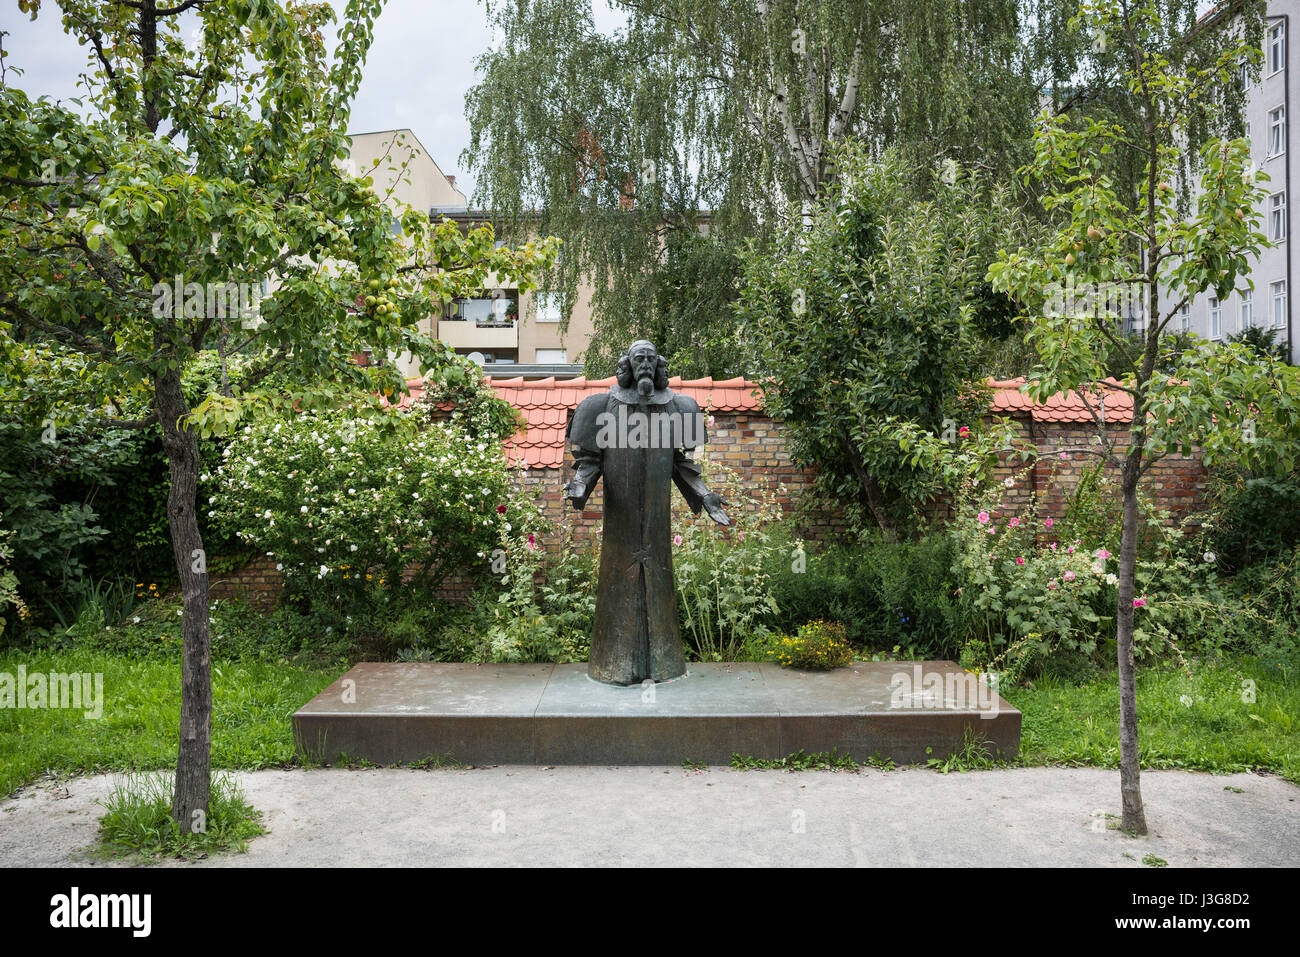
608,384 -> 675,406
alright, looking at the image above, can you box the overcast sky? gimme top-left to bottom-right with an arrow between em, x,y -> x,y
1,0 -> 626,200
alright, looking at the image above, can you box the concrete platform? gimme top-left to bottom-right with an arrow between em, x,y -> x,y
292,661 -> 1021,766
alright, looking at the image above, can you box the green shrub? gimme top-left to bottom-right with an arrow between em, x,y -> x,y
769,620 -> 853,670
766,535 -> 963,657
1202,467 -> 1300,572
671,454 -> 784,660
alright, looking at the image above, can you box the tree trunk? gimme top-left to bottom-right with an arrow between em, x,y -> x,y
844,436 -> 898,542
154,365 -> 212,833
1114,455 -> 1148,835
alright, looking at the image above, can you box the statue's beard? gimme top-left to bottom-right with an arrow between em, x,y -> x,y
636,373 -> 654,397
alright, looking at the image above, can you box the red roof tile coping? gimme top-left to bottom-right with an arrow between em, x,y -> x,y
400,374 -> 1135,467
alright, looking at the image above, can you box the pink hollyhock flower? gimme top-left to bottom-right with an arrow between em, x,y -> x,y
1096,548 -> 1110,559
1049,542 -> 1058,551
1066,545 -> 1075,554
1059,451 -> 1068,460
1010,517 -> 1021,527
738,530 -> 745,541
673,534 -> 682,546
1015,557 -> 1025,566
977,511 -> 990,524
1133,596 -> 1147,608
958,426 -> 970,437
1063,570 -> 1076,581
1044,518 -> 1054,528
1048,580 -> 1057,589
526,533 -> 537,551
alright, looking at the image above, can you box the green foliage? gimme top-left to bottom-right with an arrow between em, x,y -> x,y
413,362 -> 526,445
466,0 -> 1048,376
0,515 -> 28,636
0,418 -> 133,602
1228,324 -> 1288,361
211,406 -> 536,618
471,523 -> 593,664
768,619 -> 853,670
730,749 -> 860,772
739,144 -> 1032,538
766,536 -> 964,658
671,454 -> 783,660
95,770 -> 264,862
1201,467 -> 1300,571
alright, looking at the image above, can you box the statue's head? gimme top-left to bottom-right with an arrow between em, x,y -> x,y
617,340 -> 669,396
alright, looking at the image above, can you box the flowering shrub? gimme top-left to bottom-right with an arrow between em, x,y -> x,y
211,408 -> 539,616
950,476 -> 1118,682
769,620 -> 853,670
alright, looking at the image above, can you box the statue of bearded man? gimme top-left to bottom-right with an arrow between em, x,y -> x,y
564,340 -> 730,685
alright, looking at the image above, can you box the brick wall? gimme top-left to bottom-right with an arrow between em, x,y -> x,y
211,409 -> 1208,603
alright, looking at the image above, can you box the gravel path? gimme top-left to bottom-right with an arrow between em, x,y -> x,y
2,765 -> 1295,867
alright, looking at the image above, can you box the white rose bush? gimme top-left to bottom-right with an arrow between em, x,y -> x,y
211,408 -> 540,617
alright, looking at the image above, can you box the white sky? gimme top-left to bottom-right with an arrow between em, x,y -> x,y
0,0 -> 627,200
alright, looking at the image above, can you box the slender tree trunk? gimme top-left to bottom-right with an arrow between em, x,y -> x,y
154,365 -> 212,833
1114,454 -> 1147,835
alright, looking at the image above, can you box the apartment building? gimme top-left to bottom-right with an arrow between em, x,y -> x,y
1161,3 -> 1294,363
345,129 -> 595,377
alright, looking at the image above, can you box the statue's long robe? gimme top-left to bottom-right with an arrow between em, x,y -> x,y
567,388 -> 711,684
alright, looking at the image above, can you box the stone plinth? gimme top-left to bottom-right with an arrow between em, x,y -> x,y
292,661 -> 1020,766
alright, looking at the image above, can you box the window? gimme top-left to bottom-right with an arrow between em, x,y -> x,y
1269,22 -> 1286,77
1241,292 -> 1254,331
1210,297 -> 1222,340
535,292 -> 563,323
1271,191 -> 1288,241
535,349 -> 567,363
1272,280 -> 1288,328
1269,105 -> 1286,157
1238,59 -> 1252,91
1177,303 -> 1190,331
1245,121 -> 1251,147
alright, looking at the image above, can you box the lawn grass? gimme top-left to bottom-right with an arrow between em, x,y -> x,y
1005,655 -> 1300,784
0,650 -> 339,796
2,649 -> 1296,795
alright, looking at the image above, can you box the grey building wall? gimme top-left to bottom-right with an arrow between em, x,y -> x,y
1162,2 -> 1294,363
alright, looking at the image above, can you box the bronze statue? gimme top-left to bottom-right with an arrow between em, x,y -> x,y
565,340 -> 730,685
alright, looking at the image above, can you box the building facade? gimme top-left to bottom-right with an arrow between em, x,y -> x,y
1162,3 -> 1294,363
345,129 -> 596,377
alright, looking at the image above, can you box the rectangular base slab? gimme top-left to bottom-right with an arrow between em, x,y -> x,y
293,661 -> 1020,766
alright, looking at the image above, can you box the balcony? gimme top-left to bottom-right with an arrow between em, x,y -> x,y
440,294 -> 518,350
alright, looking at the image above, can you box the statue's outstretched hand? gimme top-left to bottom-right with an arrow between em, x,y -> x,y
564,479 -> 587,508
702,491 -> 731,526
